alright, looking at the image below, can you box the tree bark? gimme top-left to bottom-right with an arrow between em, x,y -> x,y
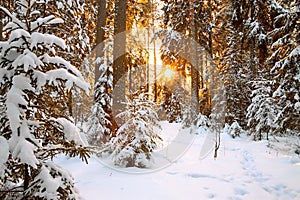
95,0 -> 107,83
189,0 -> 199,119
0,12 -> 3,41
113,0 -> 127,87
23,164 -> 29,193
112,0 -> 127,129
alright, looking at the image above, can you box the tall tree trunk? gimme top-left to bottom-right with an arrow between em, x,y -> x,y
189,0 -> 199,120
207,0 -> 213,114
113,0 -> 126,87
151,0 -> 157,102
95,0 -> 107,83
113,0 -> 127,129
153,36 -> 157,102
0,11 -> 3,41
0,0 -> 9,42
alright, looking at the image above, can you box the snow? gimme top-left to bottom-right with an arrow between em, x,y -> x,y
6,75 -> 34,132
55,122 -> 300,200
13,139 -> 39,168
0,136 -> 9,165
12,49 -> 44,71
30,10 -> 41,16
42,54 -> 86,82
290,45 -> 300,57
67,0 -> 73,7
48,18 -> 64,25
0,6 -> 25,30
33,70 -> 47,91
8,29 -> 30,43
30,32 -> 66,50
249,22 -> 260,36
33,166 -> 60,199
10,122 -> 40,168
53,117 -> 85,145
57,2 -> 64,9
46,68 -> 90,93
0,69 -> 8,82
295,102 -> 300,113
12,74 -> 33,91
37,15 -> 58,26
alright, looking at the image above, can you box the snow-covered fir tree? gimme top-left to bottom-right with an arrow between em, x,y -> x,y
194,113 -> 210,132
247,79 -> 278,140
109,93 -> 162,168
87,0 -> 114,147
0,0 -> 91,198
218,0 -> 252,127
160,91 -> 182,123
267,0 -> 300,134
42,0 -> 94,69
87,58 -> 113,146
245,0 -> 271,67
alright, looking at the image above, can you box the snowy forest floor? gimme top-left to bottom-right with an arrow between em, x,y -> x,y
55,122 -> 300,200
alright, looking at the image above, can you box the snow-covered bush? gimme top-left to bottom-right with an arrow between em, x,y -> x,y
0,1 -> 91,198
110,93 -> 162,168
227,121 -> 244,139
194,114 -> 210,133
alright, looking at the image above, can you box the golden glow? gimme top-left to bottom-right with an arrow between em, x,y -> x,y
163,68 -> 176,80
137,0 -> 148,4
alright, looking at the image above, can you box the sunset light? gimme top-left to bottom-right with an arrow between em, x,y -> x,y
163,67 -> 176,80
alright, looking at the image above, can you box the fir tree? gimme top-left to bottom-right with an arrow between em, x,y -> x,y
227,121 -> 245,139
110,93 -> 162,168
87,59 -> 113,146
267,0 -> 300,134
247,79 -> 278,140
0,1 -> 91,198
160,92 -> 182,123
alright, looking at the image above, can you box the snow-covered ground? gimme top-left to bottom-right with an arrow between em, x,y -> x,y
56,122 -> 300,200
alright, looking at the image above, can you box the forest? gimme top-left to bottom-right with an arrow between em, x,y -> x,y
0,0 -> 299,199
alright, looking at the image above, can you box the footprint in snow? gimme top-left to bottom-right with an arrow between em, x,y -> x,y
207,193 -> 216,199
273,184 -> 286,190
271,184 -> 297,199
241,150 -> 270,182
166,171 -> 178,175
187,173 -> 216,179
241,150 -> 298,199
234,187 -> 248,196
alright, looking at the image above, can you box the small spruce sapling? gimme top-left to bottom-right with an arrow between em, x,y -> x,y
110,93 -> 162,168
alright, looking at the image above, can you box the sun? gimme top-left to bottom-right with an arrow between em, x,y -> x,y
163,68 -> 176,80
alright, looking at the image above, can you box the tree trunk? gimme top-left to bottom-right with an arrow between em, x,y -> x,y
153,37 -> 157,102
0,12 -> 3,41
95,0 -> 107,83
23,164 -> 29,193
189,0 -> 199,119
67,92 -> 73,117
214,131 -> 220,159
0,0 -> 8,41
113,0 -> 126,87
113,0 -> 127,130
